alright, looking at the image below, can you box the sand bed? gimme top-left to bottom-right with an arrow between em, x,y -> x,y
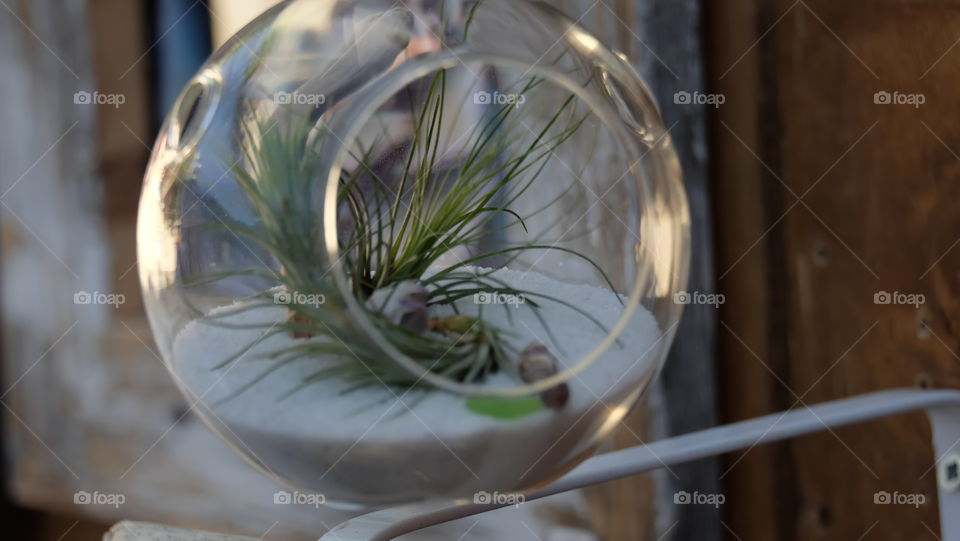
174,267 -> 661,504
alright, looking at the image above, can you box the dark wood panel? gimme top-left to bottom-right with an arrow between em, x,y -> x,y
713,1 -> 960,539
709,0 -> 796,537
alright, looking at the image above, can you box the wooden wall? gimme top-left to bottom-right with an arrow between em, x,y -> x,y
712,1 -> 959,539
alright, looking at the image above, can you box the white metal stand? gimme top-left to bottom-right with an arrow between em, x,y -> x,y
319,389 -> 960,541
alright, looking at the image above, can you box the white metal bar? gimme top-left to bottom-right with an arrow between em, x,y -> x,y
319,389 -> 960,541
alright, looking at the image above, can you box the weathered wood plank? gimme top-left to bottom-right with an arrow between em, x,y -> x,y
709,0 -> 796,538
776,1 -> 949,539
713,0 -> 960,539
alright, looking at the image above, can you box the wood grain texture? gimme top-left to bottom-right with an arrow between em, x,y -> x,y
712,1 -> 960,539
709,0 -> 797,538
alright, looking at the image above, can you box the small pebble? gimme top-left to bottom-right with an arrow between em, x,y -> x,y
518,342 -> 570,409
366,281 -> 430,332
288,310 -> 316,339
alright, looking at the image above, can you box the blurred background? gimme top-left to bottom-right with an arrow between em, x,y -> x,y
0,0 -> 954,540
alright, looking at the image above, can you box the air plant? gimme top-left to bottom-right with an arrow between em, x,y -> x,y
182,63 -> 619,409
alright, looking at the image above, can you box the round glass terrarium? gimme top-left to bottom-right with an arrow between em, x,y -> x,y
138,0 -> 689,506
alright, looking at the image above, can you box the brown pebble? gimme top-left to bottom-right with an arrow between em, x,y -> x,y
541,383 -> 570,410
518,342 -> 569,409
288,310 -> 316,339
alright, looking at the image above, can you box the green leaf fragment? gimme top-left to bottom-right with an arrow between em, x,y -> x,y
465,395 -> 544,420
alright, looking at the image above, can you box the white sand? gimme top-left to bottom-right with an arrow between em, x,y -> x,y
173,267 -> 661,504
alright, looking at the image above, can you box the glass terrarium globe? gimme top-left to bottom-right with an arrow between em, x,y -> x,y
138,0 -> 689,506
